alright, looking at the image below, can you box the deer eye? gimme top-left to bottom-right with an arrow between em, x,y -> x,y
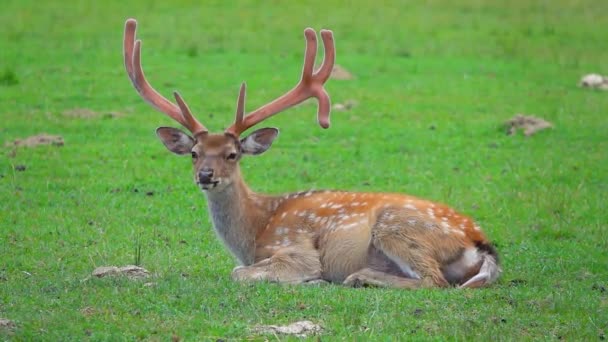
226,152 -> 238,160
191,151 -> 198,159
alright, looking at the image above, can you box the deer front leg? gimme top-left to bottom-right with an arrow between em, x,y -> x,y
231,246 -> 322,284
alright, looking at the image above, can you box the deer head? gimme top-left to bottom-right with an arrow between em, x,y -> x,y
123,19 -> 335,192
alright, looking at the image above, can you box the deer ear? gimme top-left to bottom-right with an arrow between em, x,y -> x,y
240,127 -> 279,155
156,127 -> 195,155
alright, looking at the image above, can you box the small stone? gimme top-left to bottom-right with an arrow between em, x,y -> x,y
579,73 -> 608,90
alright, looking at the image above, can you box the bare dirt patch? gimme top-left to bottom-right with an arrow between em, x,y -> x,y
92,265 -> 150,279
505,114 -> 553,136
252,320 -> 322,337
63,108 -> 98,118
80,306 -> 97,317
62,108 -> 124,119
330,64 -> 354,80
5,134 -> 64,148
332,99 -> 359,111
0,318 -> 16,332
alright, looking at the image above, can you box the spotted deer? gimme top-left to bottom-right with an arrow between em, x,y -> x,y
123,18 -> 501,288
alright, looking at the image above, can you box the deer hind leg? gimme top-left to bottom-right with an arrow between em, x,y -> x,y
343,267 -> 423,288
459,250 -> 501,288
231,245 -> 322,284
369,209 -> 450,288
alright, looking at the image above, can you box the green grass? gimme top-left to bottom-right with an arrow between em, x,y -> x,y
1,0 -> 607,340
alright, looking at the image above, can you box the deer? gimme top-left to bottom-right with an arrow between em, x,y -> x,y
122,18 -> 501,289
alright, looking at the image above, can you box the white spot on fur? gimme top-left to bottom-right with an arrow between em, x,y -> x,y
426,208 -> 435,218
463,249 -> 480,267
338,222 -> 358,230
281,212 -> 287,220
473,224 -> 481,231
440,221 -> 451,233
452,229 -> 465,236
404,204 -> 418,211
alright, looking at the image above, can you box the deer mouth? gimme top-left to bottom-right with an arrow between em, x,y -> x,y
198,180 -> 219,190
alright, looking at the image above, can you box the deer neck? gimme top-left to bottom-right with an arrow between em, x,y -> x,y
203,168 -> 275,266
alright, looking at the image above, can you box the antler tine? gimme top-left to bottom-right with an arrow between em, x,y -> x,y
123,19 -> 207,135
174,92 -> 207,136
226,82 -> 248,137
311,30 -> 335,128
225,28 -> 336,137
313,30 -> 336,82
300,28 -> 318,84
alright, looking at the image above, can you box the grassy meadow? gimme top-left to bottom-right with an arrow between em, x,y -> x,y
1,0 -> 607,340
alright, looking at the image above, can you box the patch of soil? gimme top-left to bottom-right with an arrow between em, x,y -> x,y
330,64 -> 354,80
332,99 -> 359,111
579,73 -> 608,90
62,108 -> 124,119
505,114 -> 553,136
80,306 -> 97,317
63,108 -> 98,118
0,318 -> 16,331
64,108 -> 105,118
6,134 -> 64,148
252,320 -> 322,337
92,265 -> 149,279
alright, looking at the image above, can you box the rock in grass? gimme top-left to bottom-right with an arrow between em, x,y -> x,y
252,320 -> 322,337
92,265 -> 149,279
579,73 -> 608,90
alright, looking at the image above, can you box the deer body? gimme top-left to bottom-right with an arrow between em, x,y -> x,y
204,170 -> 499,288
123,19 -> 501,288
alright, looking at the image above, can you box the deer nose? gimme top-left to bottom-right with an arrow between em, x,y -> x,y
198,168 -> 214,183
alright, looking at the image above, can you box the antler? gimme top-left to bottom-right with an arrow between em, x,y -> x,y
225,28 -> 335,137
123,19 -> 207,136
